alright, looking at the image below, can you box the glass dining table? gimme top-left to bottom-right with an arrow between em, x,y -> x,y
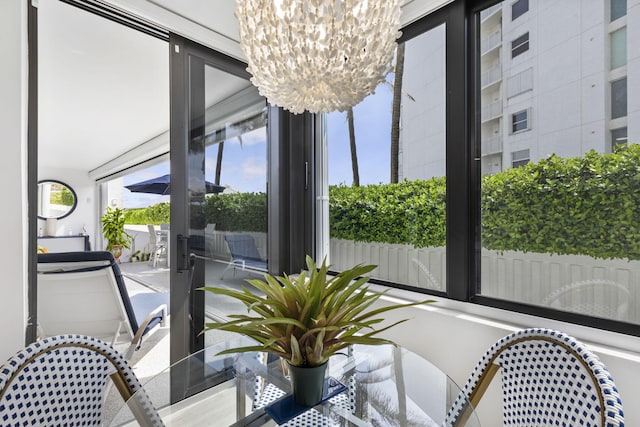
109,339 -> 479,427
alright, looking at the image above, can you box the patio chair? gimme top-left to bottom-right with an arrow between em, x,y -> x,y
37,251 -> 169,360
540,279 -> 630,321
444,328 -> 625,427
0,334 -> 164,427
147,224 -> 168,268
220,233 -> 268,279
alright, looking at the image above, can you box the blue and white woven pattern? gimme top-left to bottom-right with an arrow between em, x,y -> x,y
444,328 -> 625,427
0,334 -> 164,427
252,353 -> 355,426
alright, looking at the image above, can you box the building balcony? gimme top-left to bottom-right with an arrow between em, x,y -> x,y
481,30 -> 502,56
481,99 -> 503,123
481,63 -> 502,89
481,134 -> 503,155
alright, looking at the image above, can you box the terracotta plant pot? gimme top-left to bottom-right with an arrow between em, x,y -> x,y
287,362 -> 328,406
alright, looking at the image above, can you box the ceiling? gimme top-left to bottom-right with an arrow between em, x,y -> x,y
38,0 -> 453,177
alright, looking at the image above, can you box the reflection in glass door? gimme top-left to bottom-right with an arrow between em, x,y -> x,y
201,70 -> 268,338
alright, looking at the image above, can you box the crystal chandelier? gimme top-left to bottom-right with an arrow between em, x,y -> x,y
236,0 -> 401,114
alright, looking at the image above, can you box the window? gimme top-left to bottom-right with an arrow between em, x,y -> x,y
511,109 -> 529,133
507,68 -> 533,98
611,78 -> 627,119
611,0 -> 626,21
610,27 -> 627,70
325,25 -> 447,292
480,1 -> 639,333
511,32 -> 529,58
611,127 -> 628,149
512,0 -> 529,21
511,149 -> 530,168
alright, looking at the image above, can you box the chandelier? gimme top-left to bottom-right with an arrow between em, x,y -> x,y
236,0 -> 402,114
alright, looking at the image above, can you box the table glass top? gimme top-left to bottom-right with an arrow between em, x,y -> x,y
110,339 -> 479,427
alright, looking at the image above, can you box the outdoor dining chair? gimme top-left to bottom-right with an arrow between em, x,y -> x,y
147,224 -> 168,268
444,328 -> 625,427
37,251 -> 168,360
0,334 -> 164,426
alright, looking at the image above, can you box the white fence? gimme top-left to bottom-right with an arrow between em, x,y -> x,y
329,239 -> 640,323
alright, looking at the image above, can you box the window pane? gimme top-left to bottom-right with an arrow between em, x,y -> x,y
512,0 -> 529,21
611,0 -> 626,21
511,149 -> 530,168
611,78 -> 627,119
611,127 -> 628,149
326,24 -> 447,292
610,27 -> 627,70
479,1 -> 640,325
512,110 -> 528,133
511,33 -> 529,58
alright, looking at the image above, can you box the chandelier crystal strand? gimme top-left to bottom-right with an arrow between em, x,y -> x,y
236,0 -> 401,114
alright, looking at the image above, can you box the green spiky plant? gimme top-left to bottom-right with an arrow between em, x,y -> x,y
101,206 -> 132,251
201,256 -> 434,368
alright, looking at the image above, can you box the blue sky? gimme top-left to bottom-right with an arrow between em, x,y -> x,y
122,85 -> 392,209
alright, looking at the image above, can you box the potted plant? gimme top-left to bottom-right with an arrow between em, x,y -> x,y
201,256 -> 433,406
101,206 -> 132,263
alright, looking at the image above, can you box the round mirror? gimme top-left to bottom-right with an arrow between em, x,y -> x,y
37,179 -> 78,220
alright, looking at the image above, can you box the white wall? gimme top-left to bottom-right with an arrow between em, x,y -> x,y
38,166 -> 99,248
0,0 -> 28,361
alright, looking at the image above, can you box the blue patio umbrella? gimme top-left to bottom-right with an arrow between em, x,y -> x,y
125,174 -> 225,195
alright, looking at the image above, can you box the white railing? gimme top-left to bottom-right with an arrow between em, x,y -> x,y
329,239 -> 640,323
481,30 -> 502,55
480,3 -> 502,22
482,135 -> 502,155
481,99 -> 502,122
481,63 -> 502,88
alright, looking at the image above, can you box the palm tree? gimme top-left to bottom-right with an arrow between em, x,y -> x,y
347,107 -> 360,187
215,140 -> 224,185
390,42 -> 406,184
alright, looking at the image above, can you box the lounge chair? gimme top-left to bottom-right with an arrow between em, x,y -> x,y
37,251 -> 169,359
220,233 -> 267,279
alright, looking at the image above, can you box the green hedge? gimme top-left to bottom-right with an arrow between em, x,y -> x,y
482,145 -> 640,260
124,202 -> 170,225
123,145 -> 640,260
329,179 -> 446,248
204,192 -> 267,232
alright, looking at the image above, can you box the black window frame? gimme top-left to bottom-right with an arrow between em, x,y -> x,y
313,0 -> 640,338
511,0 -> 529,21
511,32 -> 529,58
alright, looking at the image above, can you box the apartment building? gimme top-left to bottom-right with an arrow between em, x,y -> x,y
400,0 -> 639,179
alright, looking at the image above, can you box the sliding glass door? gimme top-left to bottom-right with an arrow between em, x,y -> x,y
169,34 -> 268,399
